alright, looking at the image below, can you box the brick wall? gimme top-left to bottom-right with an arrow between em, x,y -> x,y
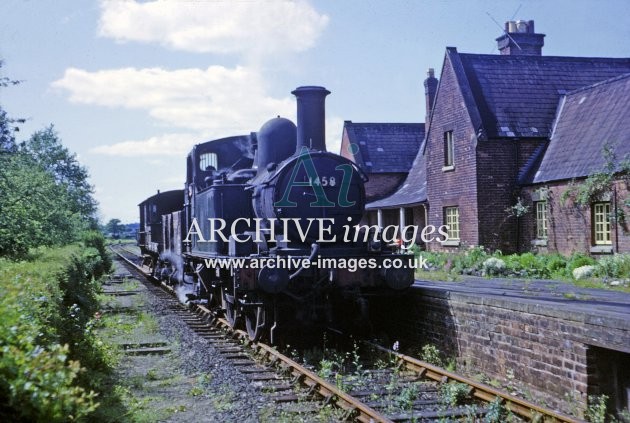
476,141 -> 518,252
520,179 -> 630,255
476,139 -> 545,253
365,173 -> 406,202
371,288 -> 630,418
426,55 -> 479,250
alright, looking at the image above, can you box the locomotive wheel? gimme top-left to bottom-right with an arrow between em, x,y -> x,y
222,291 -> 237,328
244,306 -> 266,342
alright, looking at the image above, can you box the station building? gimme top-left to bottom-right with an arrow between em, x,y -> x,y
364,20 -> 630,255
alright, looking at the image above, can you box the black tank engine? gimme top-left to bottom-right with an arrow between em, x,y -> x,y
138,86 -> 414,342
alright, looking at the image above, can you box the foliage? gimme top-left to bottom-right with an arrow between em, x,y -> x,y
484,397 -> 508,423
0,239 -> 113,421
567,253 -> 597,274
595,254 -> 630,279
20,125 -> 97,220
396,383 -> 420,410
585,394 -> 608,423
440,382 -> 470,407
105,218 -> 122,237
420,344 -> 444,367
482,257 -> 506,276
505,197 -> 530,218
0,60 -> 24,152
561,142 -> 630,209
0,128 -> 97,259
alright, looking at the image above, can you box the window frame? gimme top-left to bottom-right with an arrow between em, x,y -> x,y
535,201 -> 548,239
443,130 -> 454,171
592,202 -> 612,246
444,206 -> 460,241
199,152 -> 218,171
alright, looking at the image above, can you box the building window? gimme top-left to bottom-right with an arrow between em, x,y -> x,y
444,131 -> 454,168
444,206 -> 460,240
593,202 -> 611,245
535,201 -> 548,239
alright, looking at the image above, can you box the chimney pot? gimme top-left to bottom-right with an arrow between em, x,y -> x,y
497,19 -> 545,56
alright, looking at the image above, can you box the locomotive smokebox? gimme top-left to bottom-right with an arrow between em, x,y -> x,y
292,86 -> 330,152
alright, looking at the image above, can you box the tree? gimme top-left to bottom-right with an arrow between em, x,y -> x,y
105,219 -> 122,238
0,62 -> 100,259
20,125 -> 98,224
0,60 -> 23,152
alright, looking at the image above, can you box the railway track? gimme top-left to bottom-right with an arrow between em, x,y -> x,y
109,244 -> 582,422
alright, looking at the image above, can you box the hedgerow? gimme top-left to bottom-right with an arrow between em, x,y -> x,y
0,232 -> 112,422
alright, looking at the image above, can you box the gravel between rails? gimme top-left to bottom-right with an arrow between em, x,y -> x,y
108,258 -> 326,422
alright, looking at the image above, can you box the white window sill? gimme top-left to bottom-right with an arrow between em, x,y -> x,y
442,165 -> 455,172
531,239 -> 548,247
590,245 -> 613,254
441,239 -> 460,247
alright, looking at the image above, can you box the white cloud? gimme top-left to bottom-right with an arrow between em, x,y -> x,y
98,0 -> 329,56
52,65 -> 295,134
90,117 -> 344,158
325,117 -> 344,155
53,65 -> 344,157
90,133 -> 201,157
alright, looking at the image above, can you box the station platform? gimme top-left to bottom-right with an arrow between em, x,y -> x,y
413,277 -> 630,321
371,276 -> 630,415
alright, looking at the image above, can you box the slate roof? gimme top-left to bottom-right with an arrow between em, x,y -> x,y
532,73 -> 630,183
344,122 -> 424,173
452,50 -> 630,139
366,144 -> 427,209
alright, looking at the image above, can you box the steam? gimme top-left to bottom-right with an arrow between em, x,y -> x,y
158,251 -> 195,304
234,137 -> 254,159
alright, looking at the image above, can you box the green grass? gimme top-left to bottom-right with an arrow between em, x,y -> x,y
0,240 -> 117,422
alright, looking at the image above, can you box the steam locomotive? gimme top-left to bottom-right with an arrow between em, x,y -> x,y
138,86 -> 414,342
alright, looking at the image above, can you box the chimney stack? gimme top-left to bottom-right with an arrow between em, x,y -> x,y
291,86 -> 330,152
496,20 -> 545,56
424,68 -> 438,126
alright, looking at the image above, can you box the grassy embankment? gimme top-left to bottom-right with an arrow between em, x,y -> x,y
0,232 -> 129,422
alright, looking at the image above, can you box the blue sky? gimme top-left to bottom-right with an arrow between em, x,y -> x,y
1,0 -> 629,223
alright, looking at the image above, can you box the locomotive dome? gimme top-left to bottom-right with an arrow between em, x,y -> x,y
256,116 -> 297,173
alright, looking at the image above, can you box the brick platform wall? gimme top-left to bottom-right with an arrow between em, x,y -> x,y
371,288 -> 630,418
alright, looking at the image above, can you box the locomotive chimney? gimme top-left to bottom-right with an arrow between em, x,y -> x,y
292,86 -> 330,152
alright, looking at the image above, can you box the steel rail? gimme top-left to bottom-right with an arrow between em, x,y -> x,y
110,245 -> 392,422
365,341 -> 583,423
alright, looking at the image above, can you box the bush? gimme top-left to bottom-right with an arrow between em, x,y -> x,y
482,257 -> 506,276
544,254 -> 569,278
567,253 -> 596,273
596,254 -> 630,279
449,246 -> 488,274
82,231 -> 112,279
0,237 -> 112,421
